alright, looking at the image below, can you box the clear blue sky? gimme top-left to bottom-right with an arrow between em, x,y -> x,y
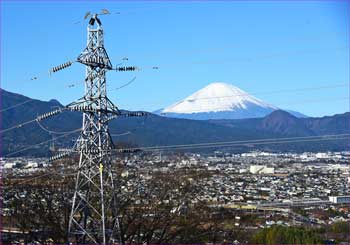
1,1 -> 349,117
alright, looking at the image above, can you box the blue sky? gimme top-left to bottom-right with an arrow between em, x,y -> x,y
1,1 -> 349,117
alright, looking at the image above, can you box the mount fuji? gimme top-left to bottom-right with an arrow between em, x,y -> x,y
155,82 -> 305,120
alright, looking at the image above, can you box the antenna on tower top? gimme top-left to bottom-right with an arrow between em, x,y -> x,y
84,11 -> 91,20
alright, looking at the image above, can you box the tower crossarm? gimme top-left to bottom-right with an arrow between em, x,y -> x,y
101,111 -> 149,124
49,150 -> 74,162
36,108 -> 65,121
77,46 -> 113,70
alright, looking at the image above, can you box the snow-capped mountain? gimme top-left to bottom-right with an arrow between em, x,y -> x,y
156,82 -> 303,120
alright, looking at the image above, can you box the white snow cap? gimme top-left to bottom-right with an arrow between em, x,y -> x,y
162,82 -> 276,114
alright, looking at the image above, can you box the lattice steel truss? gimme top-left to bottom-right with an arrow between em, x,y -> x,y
67,14 -> 121,244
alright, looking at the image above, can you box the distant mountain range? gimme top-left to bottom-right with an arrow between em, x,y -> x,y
1,88 -> 349,157
155,82 -> 306,120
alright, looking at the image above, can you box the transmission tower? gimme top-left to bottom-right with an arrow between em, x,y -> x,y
38,11 -> 145,244
65,13 -> 121,244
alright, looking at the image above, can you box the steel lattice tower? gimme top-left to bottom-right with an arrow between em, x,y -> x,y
67,14 -> 121,244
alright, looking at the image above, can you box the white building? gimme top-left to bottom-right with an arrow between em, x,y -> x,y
250,165 -> 274,174
329,196 -> 350,204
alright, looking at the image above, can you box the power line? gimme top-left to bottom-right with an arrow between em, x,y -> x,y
41,134 -> 349,154
1,95 -> 348,136
5,135 -> 349,184
4,135 -> 348,187
189,46 -> 348,66
1,107 -> 65,134
120,96 -> 349,114
111,134 -> 350,152
3,82 -> 347,120
146,136 -> 350,152
0,118 -> 38,134
113,77 -> 137,91
0,99 -> 34,113
117,82 -> 349,110
36,120 -> 82,135
111,131 -> 131,137
4,128 -> 81,157
162,97 -> 349,114
6,170 -> 78,186
5,130 -> 349,161
178,83 -> 349,103
12,172 -> 57,185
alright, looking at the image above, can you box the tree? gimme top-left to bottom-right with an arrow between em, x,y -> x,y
251,225 -> 323,244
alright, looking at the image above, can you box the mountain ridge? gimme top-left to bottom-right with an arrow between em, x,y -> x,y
1,88 -> 349,156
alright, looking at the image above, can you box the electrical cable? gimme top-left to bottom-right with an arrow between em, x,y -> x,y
50,134 -> 349,155
143,136 -> 350,152
0,81 -> 349,117
178,83 -> 349,103
4,134 -> 349,186
113,77 -> 137,91
111,131 -> 131,137
0,119 -> 37,134
67,75 -> 136,91
7,170 -> 78,186
190,46 -> 347,66
1,95 -> 348,135
117,82 -> 349,110
0,100 -> 34,113
108,82 -> 348,108
163,97 -> 349,114
13,172 -> 56,185
36,120 -> 82,135
110,134 -> 350,152
4,128 -> 81,157
119,96 -> 349,115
